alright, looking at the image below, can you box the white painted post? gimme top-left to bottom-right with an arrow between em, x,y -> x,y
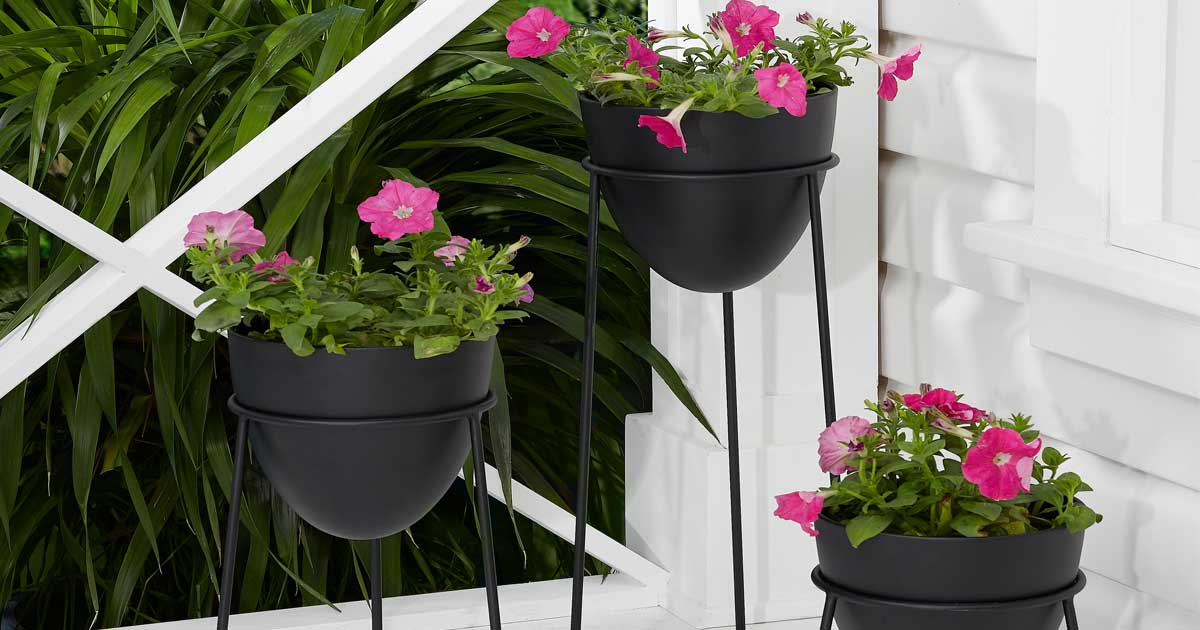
628,0 -> 880,626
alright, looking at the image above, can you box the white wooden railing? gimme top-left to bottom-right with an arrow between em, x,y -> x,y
0,1 -> 669,626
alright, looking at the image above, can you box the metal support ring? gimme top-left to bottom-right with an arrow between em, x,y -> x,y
810,567 -> 1087,611
226,391 -> 498,427
580,154 -> 840,181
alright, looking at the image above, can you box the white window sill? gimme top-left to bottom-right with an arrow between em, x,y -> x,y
966,221 -> 1200,398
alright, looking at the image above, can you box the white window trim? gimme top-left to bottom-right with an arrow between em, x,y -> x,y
965,0 -> 1200,399
1106,0 -> 1200,268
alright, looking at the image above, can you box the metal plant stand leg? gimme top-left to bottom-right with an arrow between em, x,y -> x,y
470,413 -> 504,630
1064,597 -> 1080,630
216,415 -> 249,630
723,292 -> 747,630
370,539 -> 383,630
818,593 -> 838,630
807,173 -> 837,432
570,172 -> 602,630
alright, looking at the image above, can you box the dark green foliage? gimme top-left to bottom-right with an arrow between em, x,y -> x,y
0,0 -> 698,627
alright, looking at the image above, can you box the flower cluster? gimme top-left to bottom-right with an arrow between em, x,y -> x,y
504,1 -> 922,151
184,179 -> 533,358
775,387 -> 1101,547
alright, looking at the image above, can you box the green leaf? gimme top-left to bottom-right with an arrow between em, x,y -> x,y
261,128 -> 351,252
845,513 -> 894,548
1062,504 -> 1100,534
960,501 -> 1003,521
95,73 -> 175,179
195,300 -> 243,332
452,51 -> 581,118
950,513 -> 990,538
414,334 -> 461,359
281,323 -> 314,356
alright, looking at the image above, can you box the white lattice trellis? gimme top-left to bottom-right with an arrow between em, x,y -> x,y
0,0 -> 668,607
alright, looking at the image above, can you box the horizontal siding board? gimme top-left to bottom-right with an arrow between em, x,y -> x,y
879,32 -> 1036,185
881,266 -> 1200,495
880,151 -> 1031,302
881,0 -> 1037,58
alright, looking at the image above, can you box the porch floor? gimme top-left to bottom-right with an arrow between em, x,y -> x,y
474,608 -> 820,629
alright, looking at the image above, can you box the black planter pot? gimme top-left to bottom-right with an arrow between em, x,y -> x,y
814,513 -> 1085,630
227,332 -> 494,540
579,90 -> 837,293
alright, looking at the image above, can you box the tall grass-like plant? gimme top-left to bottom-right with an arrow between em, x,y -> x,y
0,0 -> 703,626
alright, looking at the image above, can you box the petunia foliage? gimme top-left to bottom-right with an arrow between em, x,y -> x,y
775,387 -> 1102,547
504,0 -> 925,150
186,181 -> 533,359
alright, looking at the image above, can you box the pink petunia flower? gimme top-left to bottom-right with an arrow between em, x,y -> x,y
902,388 -> 986,423
434,235 -> 470,267
505,7 -> 570,58
357,179 -> 438,241
962,427 -> 1042,501
183,210 -> 265,261
637,97 -> 696,153
774,491 -> 824,537
871,43 -> 922,101
474,276 -> 495,294
818,416 -> 876,476
754,63 -> 808,117
252,250 -> 298,282
720,0 -> 780,57
517,283 -> 535,304
796,11 -> 814,25
624,35 -> 661,83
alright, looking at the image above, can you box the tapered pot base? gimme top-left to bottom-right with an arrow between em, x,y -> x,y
227,333 -> 494,540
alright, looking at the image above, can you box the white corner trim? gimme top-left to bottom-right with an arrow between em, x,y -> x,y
964,220 -> 1200,319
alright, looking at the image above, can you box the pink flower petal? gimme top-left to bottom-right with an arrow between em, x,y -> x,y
184,210 -> 265,261
754,63 -> 808,117
721,0 -> 780,57
357,179 -> 439,241
506,7 -> 570,58
774,491 -> 823,537
638,115 -> 686,152
963,428 -> 1042,501
817,416 -> 876,475
878,72 -> 899,101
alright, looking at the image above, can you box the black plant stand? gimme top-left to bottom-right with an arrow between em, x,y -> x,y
810,568 -> 1085,630
571,155 -> 842,630
216,393 -> 504,630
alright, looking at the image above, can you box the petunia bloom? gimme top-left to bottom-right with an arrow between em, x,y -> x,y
720,0 -> 780,57
252,250 -> 298,282
624,35 -> 661,83
474,276 -> 496,294
517,283 -> 535,304
818,415 -> 876,475
962,428 -> 1042,501
637,97 -> 696,152
774,491 -> 824,537
183,210 -> 265,261
434,235 -> 470,267
754,63 -> 808,117
871,43 -> 922,101
357,179 -> 438,241
505,7 -> 570,58
902,388 -> 986,423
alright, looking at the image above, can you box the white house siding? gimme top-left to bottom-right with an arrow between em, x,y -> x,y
879,2 -> 1200,628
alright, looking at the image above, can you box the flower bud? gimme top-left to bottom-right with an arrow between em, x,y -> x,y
593,71 -> 648,84
647,28 -> 687,42
796,11 -> 814,25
